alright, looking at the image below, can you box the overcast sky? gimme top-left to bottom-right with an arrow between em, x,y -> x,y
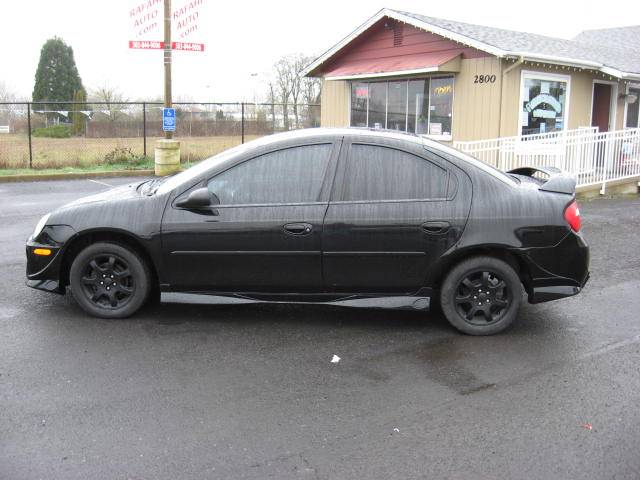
2,0 -> 638,102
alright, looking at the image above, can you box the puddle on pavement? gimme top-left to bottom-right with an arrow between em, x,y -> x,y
0,306 -> 23,319
413,338 -> 496,395
359,335 -> 497,395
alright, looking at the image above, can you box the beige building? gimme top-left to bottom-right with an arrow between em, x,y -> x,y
304,9 -> 640,143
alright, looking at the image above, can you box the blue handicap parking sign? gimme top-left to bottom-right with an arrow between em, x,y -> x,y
163,108 -> 176,132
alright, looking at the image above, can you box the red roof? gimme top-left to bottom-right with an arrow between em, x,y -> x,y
322,50 -> 461,78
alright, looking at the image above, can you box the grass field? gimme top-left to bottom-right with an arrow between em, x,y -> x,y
0,134 -> 261,170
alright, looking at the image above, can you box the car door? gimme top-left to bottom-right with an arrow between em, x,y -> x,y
161,140 -> 340,292
322,136 -> 470,293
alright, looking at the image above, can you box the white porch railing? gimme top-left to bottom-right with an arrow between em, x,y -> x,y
453,127 -> 640,190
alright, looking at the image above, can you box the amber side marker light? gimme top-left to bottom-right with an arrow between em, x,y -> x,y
33,248 -> 52,256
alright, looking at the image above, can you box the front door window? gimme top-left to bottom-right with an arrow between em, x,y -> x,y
207,144 -> 332,205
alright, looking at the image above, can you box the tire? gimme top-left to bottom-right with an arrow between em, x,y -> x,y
69,242 -> 151,319
440,256 -> 522,335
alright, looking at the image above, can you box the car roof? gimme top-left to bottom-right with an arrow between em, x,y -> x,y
265,127 -> 426,145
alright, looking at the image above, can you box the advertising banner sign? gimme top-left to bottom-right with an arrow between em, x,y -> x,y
128,0 -> 205,51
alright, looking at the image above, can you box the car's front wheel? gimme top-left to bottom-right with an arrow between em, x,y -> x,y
69,242 -> 151,319
440,256 -> 522,335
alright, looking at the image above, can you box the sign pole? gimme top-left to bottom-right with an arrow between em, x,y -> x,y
155,0 -> 180,176
163,0 -> 172,140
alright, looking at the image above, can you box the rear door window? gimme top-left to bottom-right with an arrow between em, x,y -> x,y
342,144 -> 448,201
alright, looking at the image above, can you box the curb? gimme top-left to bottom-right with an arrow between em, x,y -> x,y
0,169 -> 156,183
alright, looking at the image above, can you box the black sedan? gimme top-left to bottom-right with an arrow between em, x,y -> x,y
26,128 -> 589,335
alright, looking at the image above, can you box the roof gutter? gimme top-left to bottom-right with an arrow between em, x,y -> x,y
505,53 -> 640,81
505,52 -> 603,70
503,56 -> 524,75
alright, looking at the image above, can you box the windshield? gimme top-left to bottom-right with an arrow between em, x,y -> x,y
154,141 -> 263,195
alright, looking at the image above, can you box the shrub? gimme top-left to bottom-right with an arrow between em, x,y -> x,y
104,146 -> 145,166
32,125 -> 72,138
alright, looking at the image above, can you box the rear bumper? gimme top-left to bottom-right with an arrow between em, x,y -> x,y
522,230 -> 590,304
529,271 -> 589,303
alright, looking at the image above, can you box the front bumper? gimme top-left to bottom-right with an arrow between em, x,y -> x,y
25,225 -> 76,294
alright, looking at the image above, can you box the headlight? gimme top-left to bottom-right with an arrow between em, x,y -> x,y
32,213 -> 51,239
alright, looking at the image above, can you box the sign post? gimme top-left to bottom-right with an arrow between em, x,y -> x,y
163,0 -> 172,140
154,0 -> 180,176
128,0 -> 206,175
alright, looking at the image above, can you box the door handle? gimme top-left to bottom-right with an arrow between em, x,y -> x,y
284,223 -> 313,236
422,221 -> 450,234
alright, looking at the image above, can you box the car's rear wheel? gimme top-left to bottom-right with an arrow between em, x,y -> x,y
440,256 -> 522,335
69,242 -> 150,319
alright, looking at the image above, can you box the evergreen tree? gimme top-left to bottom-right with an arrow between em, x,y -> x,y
32,37 -> 85,115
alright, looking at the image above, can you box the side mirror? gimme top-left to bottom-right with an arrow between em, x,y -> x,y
175,187 -> 218,209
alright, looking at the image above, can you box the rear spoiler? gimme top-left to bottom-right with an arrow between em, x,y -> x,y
507,166 -> 576,195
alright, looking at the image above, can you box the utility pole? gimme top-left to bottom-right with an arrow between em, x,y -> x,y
155,0 -> 180,176
163,0 -> 172,140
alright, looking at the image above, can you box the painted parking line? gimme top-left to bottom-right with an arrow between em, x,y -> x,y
87,178 -> 114,187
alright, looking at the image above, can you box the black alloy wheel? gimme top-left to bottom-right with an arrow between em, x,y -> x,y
440,256 -> 522,335
80,254 -> 134,309
454,270 -> 510,325
70,242 -> 151,318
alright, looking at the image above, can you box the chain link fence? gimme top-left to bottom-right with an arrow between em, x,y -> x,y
0,101 -> 321,170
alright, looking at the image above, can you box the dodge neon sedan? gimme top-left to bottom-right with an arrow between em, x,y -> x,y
26,128 -> 589,335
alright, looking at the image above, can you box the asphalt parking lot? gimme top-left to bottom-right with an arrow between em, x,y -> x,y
1,177 -> 640,480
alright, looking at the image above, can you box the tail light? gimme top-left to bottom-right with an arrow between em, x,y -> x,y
564,200 -> 581,232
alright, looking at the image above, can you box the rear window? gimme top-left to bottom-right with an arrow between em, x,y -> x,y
426,141 -> 517,186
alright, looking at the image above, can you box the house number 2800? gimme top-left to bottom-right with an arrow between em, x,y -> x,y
474,74 -> 496,84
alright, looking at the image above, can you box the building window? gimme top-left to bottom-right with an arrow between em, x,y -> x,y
520,72 -> 569,136
368,82 -> 387,129
625,86 -> 640,128
350,83 -> 368,127
349,76 -> 454,137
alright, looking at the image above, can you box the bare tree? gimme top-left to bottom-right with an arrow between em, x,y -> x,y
289,55 -> 307,129
0,81 -> 17,102
0,81 -> 22,130
267,81 -> 277,132
301,74 -> 322,105
273,57 -> 294,130
90,83 -> 129,122
268,54 -> 322,131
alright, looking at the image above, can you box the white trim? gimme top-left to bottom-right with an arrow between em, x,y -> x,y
517,70 -> 571,136
590,79 -> 618,132
326,66 -> 443,81
623,83 -> 640,129
301,8 -> 640,81
622,82 -> 628,129
508,52 -> 602,70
